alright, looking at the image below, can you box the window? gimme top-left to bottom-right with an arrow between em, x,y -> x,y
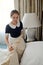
0,0 -> 14,32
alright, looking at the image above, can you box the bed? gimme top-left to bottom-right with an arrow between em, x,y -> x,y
20,41 -> 43,65
0,41 -> 43,65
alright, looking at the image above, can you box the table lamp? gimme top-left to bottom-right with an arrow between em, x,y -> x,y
22,13 -> 41,41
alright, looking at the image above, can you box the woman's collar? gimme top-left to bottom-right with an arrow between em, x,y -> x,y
9,21 -> 20,29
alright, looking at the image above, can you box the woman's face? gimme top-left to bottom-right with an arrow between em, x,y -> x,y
11,13 -> 19,24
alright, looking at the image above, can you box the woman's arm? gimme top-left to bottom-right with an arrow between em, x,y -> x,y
5,35 -> 14,51
21,28 -> 27,41
5,35 -> 10,46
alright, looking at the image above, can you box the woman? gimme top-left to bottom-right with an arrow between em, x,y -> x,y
5,10 -> 26,63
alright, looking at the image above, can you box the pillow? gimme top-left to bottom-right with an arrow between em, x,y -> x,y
20,42 -> 43,65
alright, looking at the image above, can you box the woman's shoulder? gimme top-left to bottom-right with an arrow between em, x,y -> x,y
20,21 -> 23,26
20,20 -> 22,23
20,21 -> 22,24
5,24 -> 10,33
19,21 -> 23,29
6,24 -> 10,28
5,23 -> 12,30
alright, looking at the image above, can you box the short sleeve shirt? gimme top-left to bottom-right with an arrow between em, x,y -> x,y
5,21 -> 23,38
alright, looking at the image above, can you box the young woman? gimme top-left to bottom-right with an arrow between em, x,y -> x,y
5,10 -> 26,63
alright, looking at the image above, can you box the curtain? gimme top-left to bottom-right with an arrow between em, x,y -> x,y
14,0 -> 42,40
14,0 -> 31,19
35,0 -> 42,40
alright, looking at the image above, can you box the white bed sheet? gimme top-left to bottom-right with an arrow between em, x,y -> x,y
20,41 -> 43,65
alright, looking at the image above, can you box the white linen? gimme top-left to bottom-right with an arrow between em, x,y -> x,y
0,48 -> 19,65
20,41 -> 43,65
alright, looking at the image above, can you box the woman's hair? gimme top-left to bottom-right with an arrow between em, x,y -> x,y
10,10 -> 19,17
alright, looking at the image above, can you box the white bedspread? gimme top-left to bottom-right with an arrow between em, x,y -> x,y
20,41 -> 43,65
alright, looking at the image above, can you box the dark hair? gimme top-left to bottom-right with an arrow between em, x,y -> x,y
10,10 -> 19,17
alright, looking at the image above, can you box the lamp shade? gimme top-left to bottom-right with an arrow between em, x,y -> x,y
22,13 -> 41,28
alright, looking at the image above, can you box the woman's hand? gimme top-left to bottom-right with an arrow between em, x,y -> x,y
8,44 -> 14,51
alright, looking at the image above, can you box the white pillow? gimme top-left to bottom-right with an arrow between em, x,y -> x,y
20,41 -> 43,65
